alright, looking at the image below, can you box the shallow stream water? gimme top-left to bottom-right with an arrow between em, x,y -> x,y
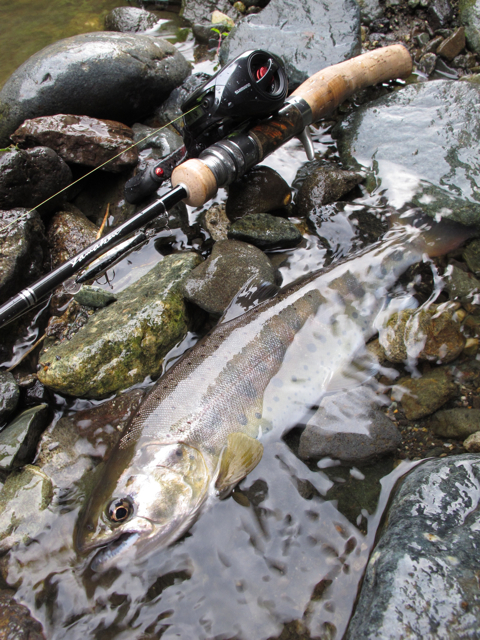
0,4 -> 449,639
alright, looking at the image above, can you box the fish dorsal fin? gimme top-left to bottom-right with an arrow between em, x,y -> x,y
215,433 -> 264,497
220,277 -> 279,324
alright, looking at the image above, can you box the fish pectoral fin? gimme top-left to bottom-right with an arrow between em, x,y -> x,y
215,433 -> 264,498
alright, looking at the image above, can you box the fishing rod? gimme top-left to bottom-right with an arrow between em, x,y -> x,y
0,44 -> 412,329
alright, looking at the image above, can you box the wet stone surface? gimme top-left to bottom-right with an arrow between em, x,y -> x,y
345,454 -> 480,640
298,387 -> 402,464
182,239 -> 277,316
429,407 -> 480,439
0,32 -> 191,146
220,0 -> 361,88
228,213 -> 302,250
132,123 -> 183,154
0,147 -> 71,212
104,7 -> 160,32
0,372 -> 20,427
226,166 -> 292,221
0,405 -> 49,472
0,592 -> 46,640
47,204 -> 98,270
12,114 -> 139,173
37,253 -> 202,398
393,366 -> 458,421
335,79 -> 480,228
0,208 -> 46,306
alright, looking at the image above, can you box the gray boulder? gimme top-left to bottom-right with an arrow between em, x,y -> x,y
105,7 -> 160,32
220,0 -> 361,89
0,405 -> 50,472
228,213 -> 302,249
345,454 -> 480,639
335,79 -> 480,228
0,372 -> 19,426
460,0 -> 480,54
0,32 -> 191,146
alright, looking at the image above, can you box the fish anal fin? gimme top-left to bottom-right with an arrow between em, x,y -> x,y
215,433 -> 264,497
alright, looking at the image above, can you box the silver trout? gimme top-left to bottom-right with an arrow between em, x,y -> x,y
76,220 -> 468,569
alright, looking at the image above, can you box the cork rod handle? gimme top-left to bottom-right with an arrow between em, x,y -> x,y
291,44 -> 412,122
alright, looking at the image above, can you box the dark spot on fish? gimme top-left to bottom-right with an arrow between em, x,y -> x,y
307,344 -> 316,353
176,449 -> 183,457
255,412 -> 261,419
352,312 -> 358,319
291,375 -> 297,382
238,414 -> 248,425
273,396 -> 279,402
273,378 -> 283,388
337,340 -> 342,345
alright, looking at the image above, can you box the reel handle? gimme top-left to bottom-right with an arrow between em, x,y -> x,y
172,45 -> 413,207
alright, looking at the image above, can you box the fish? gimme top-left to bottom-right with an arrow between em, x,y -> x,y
76,216 -> 471,570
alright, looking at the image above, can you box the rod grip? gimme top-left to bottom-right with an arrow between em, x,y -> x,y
290,44 -> 412,123
171,159 -> 218,207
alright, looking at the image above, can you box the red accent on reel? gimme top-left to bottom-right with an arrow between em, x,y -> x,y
155,167 -> 164,177
256,66 -> 268,80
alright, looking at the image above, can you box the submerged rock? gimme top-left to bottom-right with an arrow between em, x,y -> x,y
0,147 -> 72,212
0,592 -> 46,640
443,263 -> 480,311
47,205 -> 98,269
392,366 -> 458,420
298,387 -> 401,463
73,285 -> 117,308
294,165 -> 364,218
37,253 -> 201,398
105,6 -> 160,32
0,208 -> 46,305
345,454 -> 480,639
182,240 -> 276,316
462,237 -> 480,275
379,303 -> 465,365
220,0 -> 361,88
12,114 -> 139,172
459,0 -> 480,54
335,79 -> 480,228
153,72 -> 211,129
228,213 -> 302,249
0,405 -> 49,472
226,166 -> 291,221
0,372 -> 20,426
132,123 -> 183,154
429,407 -> 480,438
0,32 -> 191,145
464,430 -> 480,451
203,203 -> 230,242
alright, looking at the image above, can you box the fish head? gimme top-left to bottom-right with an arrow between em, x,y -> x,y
76,441 -> 210,570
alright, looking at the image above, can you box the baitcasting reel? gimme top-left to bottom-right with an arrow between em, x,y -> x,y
125,49 -> 288,204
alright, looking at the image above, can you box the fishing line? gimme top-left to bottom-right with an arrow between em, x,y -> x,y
0,106 -> 197,234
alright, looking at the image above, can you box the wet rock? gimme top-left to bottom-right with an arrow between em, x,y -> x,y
12,114 -> 138,173
153,73 -> 211,129
392,367 -> 457,420
203,203 -> 230,241
0,465 -> 54,552
298,387 -> 401,463
47,205 -> 98,270
436,26 -> 466,61
132,123 -> 183,154
335,80 -> 480,227
379,304 -> 465,365
181,0 -> 238,41
0,405 -> 49,472
105,7 -> 159,32
36,389 -> 145,489
464,430 -> 480,452
345,454 -> 480,640
182,240 -> 276,316
220,0 -> 361,89
356,0 -> 384,21
294,165 -> 364,218
37,253 -> 201,398
427,0 -> 453,29
0,147 -> 72,212
226,166 -> 291,221
0,592 -> 46,639
228,213 -> 302,250
0,33 -> 191,146
73,285 -> 117,308
23,379 -> 50,408
45,300 -> 90,342
429,407 -> 480,438
417,52 -> 437,76
463,238 -> 480,275
0,208 -> 46,306
443,263 -> 480,311
71,170 -> 136,228
459,0 -> 480,54
0,372 -> 20,426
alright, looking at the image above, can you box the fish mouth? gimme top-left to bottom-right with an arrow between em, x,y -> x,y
89,531 -> 140,573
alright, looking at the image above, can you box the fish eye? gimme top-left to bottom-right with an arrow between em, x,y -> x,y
107,498 -> 133,523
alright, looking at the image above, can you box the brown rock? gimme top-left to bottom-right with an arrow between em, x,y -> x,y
430,408 -> 480,439
203,203 -> 230,241
464,431 -> 480,452
393,367 -> 457,421
437,27 -> 466,61
0,592 -> 45,639
12,114 -> 138,172
295,165 -> 363,218
226,166 -> 291,221
47,204 -> 98,269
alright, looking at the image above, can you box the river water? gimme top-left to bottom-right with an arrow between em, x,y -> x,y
0,3 -> 435,639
